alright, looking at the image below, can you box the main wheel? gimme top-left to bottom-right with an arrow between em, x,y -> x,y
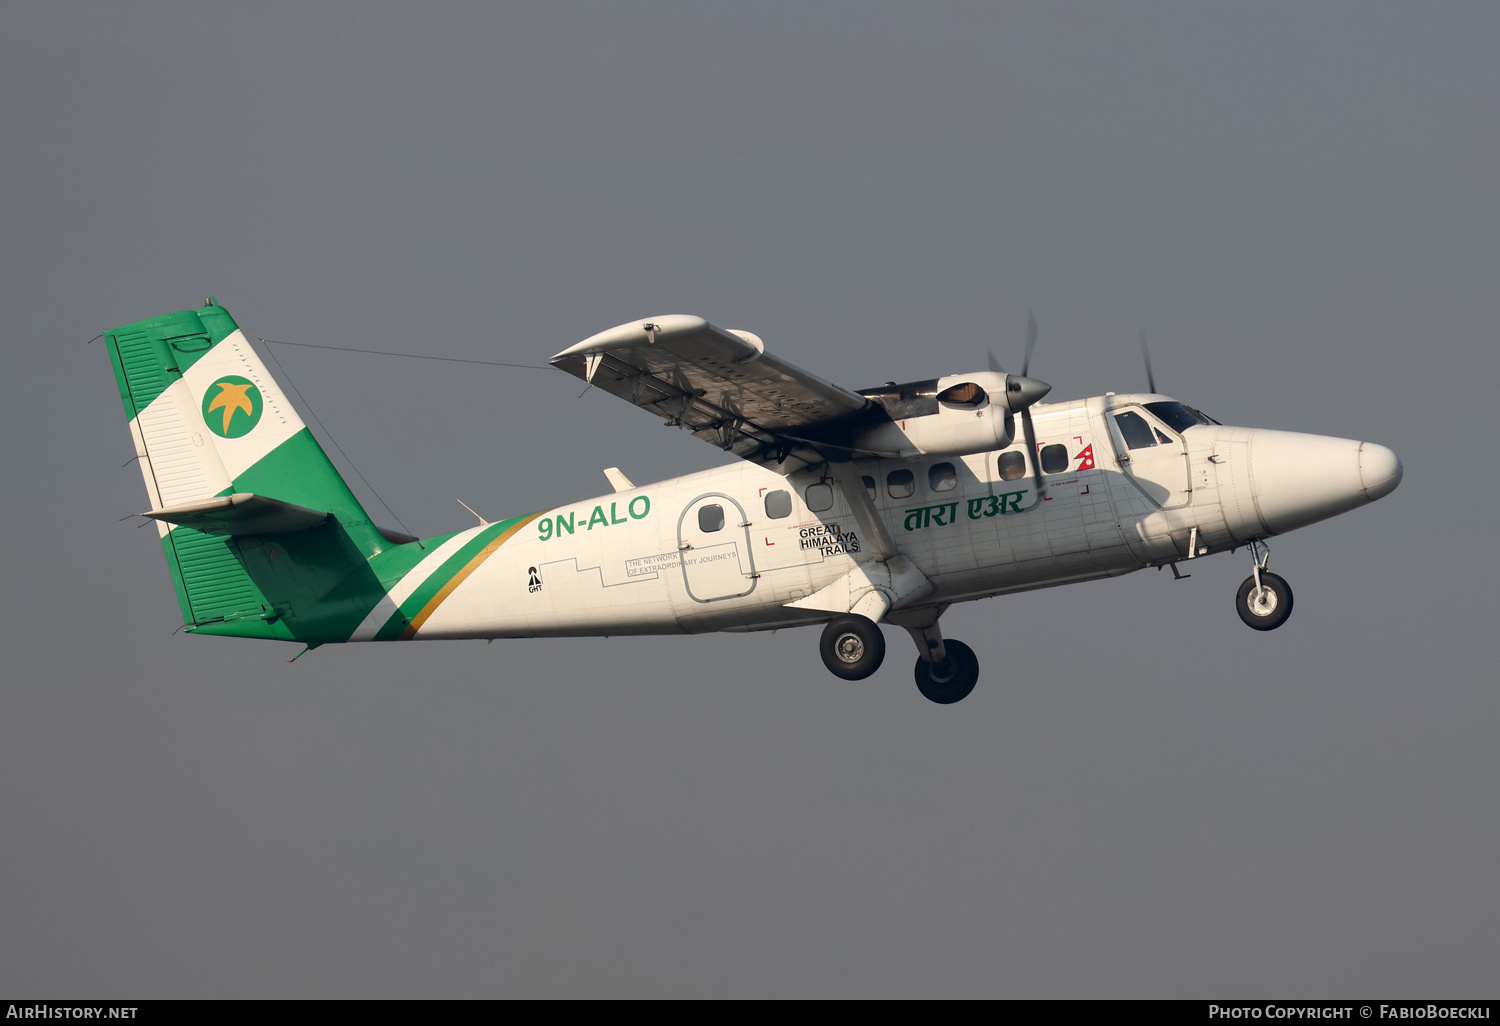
913,639 -> 979,704
1236,572 -> 1294,631
819,615 -> 885,680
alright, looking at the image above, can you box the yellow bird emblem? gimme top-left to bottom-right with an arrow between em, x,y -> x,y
206,381 -> 256,433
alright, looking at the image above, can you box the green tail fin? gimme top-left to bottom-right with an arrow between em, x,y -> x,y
105,299 -> 412,643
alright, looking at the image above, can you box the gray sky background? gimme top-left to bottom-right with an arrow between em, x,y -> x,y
2,1 -> 1497,998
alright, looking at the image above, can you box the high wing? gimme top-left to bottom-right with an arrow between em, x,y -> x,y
551,315 -> 877,473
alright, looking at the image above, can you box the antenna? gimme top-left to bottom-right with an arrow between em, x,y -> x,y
1023,311 -> 1038,377
1139,328 -> 1156,393
456,498 -> 489,525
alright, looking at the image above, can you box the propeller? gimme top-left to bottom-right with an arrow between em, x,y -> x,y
987,312 -> 1050,413
991,312 -> 1050,503
1019,407 -> 1044,504
1139,328 -> 1157,394
1023,311 -> 1038,377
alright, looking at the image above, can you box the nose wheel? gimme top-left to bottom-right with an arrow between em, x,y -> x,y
1236,572 -> 1293,630
1235,539 -> 1293,630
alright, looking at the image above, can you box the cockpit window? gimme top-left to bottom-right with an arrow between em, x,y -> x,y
1145,401 -> 1209,433
1114,410 -> 1158,450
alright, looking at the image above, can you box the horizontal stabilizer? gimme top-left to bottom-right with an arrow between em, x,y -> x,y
141,493 -> 330,535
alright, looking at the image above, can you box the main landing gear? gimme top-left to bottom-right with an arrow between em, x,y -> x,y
912,639 -> 979,705
1236,539 -> 1294,631
819,615 -> 886,681
817,611 -> 980,704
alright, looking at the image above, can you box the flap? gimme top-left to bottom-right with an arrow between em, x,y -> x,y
552,315 -> 871,473
142,493 -> 330,535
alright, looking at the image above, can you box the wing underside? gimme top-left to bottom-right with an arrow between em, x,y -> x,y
551,315 -> 875,473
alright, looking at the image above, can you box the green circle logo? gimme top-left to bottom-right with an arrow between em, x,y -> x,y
201,375 -> 263,438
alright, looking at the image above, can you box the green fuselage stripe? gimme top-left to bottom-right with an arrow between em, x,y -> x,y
369,512 -> 546,641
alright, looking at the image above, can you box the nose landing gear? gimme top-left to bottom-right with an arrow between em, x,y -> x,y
1236,539 -> 1294,631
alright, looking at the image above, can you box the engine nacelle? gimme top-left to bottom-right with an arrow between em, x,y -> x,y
851,371 -> 1041,458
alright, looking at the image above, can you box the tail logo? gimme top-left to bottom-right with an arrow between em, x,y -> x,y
202,376 -> 263,438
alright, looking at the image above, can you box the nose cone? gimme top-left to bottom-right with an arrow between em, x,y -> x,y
1005,375 -> 1051,412
1359,442 -> 1403,501
1248,431 -> 1400,535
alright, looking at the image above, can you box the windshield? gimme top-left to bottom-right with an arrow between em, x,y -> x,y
1145,401 -> 1215,432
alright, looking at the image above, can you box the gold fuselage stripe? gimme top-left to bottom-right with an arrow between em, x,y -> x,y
399,512 -> 546,640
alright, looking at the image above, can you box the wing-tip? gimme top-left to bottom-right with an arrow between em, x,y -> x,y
552,314 -> 710,361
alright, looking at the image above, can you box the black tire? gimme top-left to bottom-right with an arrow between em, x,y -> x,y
913,639 -> 979,705
819,615 -> 886,680
1236,572 -> 1294,631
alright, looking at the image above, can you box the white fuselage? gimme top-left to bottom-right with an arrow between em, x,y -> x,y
407,394 -> 1400,641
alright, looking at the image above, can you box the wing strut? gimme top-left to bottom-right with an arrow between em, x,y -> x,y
833,472 -> 898,561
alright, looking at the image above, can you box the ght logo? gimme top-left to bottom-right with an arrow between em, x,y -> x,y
202,376 -> 263,438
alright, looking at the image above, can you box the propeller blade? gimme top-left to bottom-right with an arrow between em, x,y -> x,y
987,348 -> 1005,375
1021,406 -> 1046,502
1139,328 -> 1156,394
1023,311 -> 1038,377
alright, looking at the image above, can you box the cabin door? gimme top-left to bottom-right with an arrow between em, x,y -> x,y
676,494 -> 757,602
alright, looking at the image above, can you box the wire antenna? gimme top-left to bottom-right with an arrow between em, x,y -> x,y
260,338 -> 546,370
256,336 -> 423,548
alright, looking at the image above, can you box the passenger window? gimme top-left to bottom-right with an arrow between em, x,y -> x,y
1040,444 -> 1070,475
805,482 -> 834,512
887,469 -> 915,499
1114,410 -> 1157,450
997,450 -> 1027,481
698,504 -> 725,532
929,462 -> 957,492
862,475 -> 876,500
764,489 -> 792,520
